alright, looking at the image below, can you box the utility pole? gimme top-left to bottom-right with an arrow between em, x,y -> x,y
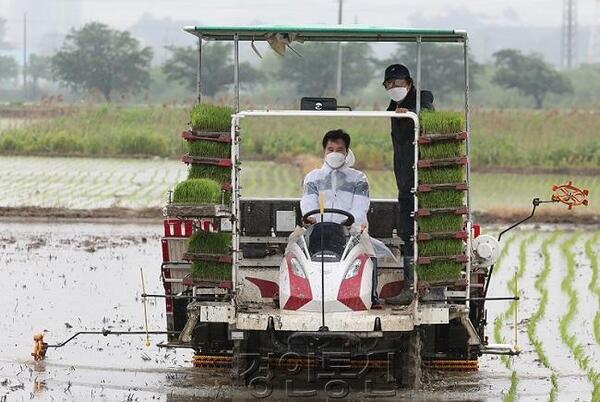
335,0 -> 343,97
561,0 -> 577,69
23,13 -> 27,98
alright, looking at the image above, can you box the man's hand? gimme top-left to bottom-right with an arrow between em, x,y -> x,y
395,107 -> 408,113
304,216 -> 316,226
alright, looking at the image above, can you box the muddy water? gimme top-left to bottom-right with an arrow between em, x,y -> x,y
0,222 -> 596,400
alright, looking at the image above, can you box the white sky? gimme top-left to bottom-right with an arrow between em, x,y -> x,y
1,0 -> 598,29
1,0 -> 599,55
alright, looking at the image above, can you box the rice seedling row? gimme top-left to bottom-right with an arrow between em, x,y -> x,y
584,232 -> 600,344
527,233 -> 561,401
559,234 -> 600,400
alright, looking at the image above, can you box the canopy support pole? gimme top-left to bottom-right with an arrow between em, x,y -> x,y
196,38 -> 202,104
234,33 -> 240,113
415,36 -> 422,114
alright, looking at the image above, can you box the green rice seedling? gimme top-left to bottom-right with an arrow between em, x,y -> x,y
188,140 -> 231,159
418,190 -> 464,209
172,178 -> 221,204
417,214 -> 464,233
188,165 -> 231,183
527,233 -> 560,400
419,167 -> 464,184
503,370 -> 518,402
188,231 -> 232,254
420,141 -> 465,160
418,239 -> 464,257
191,261 -> 232,280
416,260 -> 463,282
584,232 -> 600,344
559,233 -> 600,397
190,104 -> 234,132
420,111 -> 464,135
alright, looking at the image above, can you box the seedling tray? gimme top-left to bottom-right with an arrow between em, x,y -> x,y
417,254 -> 469,264
184,130 -> 231,141
165,204 -> 231,218
417,231 -> 468,241
417,182 -> 468,192
418,131 -> 468,145
183,252 -> 233,264
416,206 -> 468,217
418,156 -> 468,169
182,155 -> 232,167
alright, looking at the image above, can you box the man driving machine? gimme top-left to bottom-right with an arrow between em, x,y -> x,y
300,129 -> 382,307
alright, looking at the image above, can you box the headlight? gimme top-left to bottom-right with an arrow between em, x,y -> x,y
290,257 -> 306,279
344,258 -> 362,279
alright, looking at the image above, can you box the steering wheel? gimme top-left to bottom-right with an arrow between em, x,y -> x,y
302,208 -> 355,226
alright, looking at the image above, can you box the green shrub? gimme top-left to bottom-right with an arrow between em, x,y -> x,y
188,231 -> 231,254
420,111 -> 464,134
118,133 -> 168,156
188,165 -> 231,183
188,140 -> 230,158
190,103 -> 233,132
172,178 -> 221,204
0,132 -> 26,153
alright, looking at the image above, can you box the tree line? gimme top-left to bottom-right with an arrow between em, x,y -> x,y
0,20 -> 578,108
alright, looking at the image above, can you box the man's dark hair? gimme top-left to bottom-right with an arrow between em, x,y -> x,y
322,129 -> 351,149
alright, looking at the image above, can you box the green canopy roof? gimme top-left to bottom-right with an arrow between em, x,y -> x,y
184,25 -> 467,43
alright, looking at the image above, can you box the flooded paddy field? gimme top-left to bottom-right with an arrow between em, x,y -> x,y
0,221 -> 598,401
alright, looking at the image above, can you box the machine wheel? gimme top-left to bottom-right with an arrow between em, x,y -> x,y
400,329 -> 422,389
231,332 -> 262,386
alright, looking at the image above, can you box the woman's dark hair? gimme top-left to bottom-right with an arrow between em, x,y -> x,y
322,129 -> 351,149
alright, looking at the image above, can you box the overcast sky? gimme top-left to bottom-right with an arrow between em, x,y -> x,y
1,0 -> 598,31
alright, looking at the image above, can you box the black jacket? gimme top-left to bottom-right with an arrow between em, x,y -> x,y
387,87 -> 434,143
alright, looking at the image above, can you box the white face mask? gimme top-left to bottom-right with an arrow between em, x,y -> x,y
387,87 -> 408,102
325,152 -> 346,169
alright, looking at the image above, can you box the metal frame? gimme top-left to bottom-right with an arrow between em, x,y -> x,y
189,24 -> 473,325
231,110 -> 420,318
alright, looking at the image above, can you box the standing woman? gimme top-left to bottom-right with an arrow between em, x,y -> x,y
382,64 -> 434,305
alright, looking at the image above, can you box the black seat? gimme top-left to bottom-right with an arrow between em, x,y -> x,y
307,222 -> 348,262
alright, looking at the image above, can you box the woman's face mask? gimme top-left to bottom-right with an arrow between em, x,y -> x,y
325,152 -> 346,169
387,86 -> 409,102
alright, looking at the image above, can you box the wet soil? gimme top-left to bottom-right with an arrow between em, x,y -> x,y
0,223 -> 597,401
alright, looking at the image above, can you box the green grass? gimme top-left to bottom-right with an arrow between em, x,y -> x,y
418,190 -> 464,209
172,178 -> 221,204
420,141 -> 465,160
418,239 -> 464,257
559,233 -> 600,399
187,140 -> 230,159
188,231 -> 231,254
3,106 -> 600,170
417,214 -> 464,233
188,165 -> 231,183
527,233 -> 560,401
190,103 -> 233,132
191,261 -> 232,280
0,105 -> 186,158
420,110 -> 465,134
416,260 -> 463,282
419,167 -> 465,185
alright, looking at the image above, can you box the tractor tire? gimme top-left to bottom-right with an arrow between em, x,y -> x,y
401,329 -> 422,389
